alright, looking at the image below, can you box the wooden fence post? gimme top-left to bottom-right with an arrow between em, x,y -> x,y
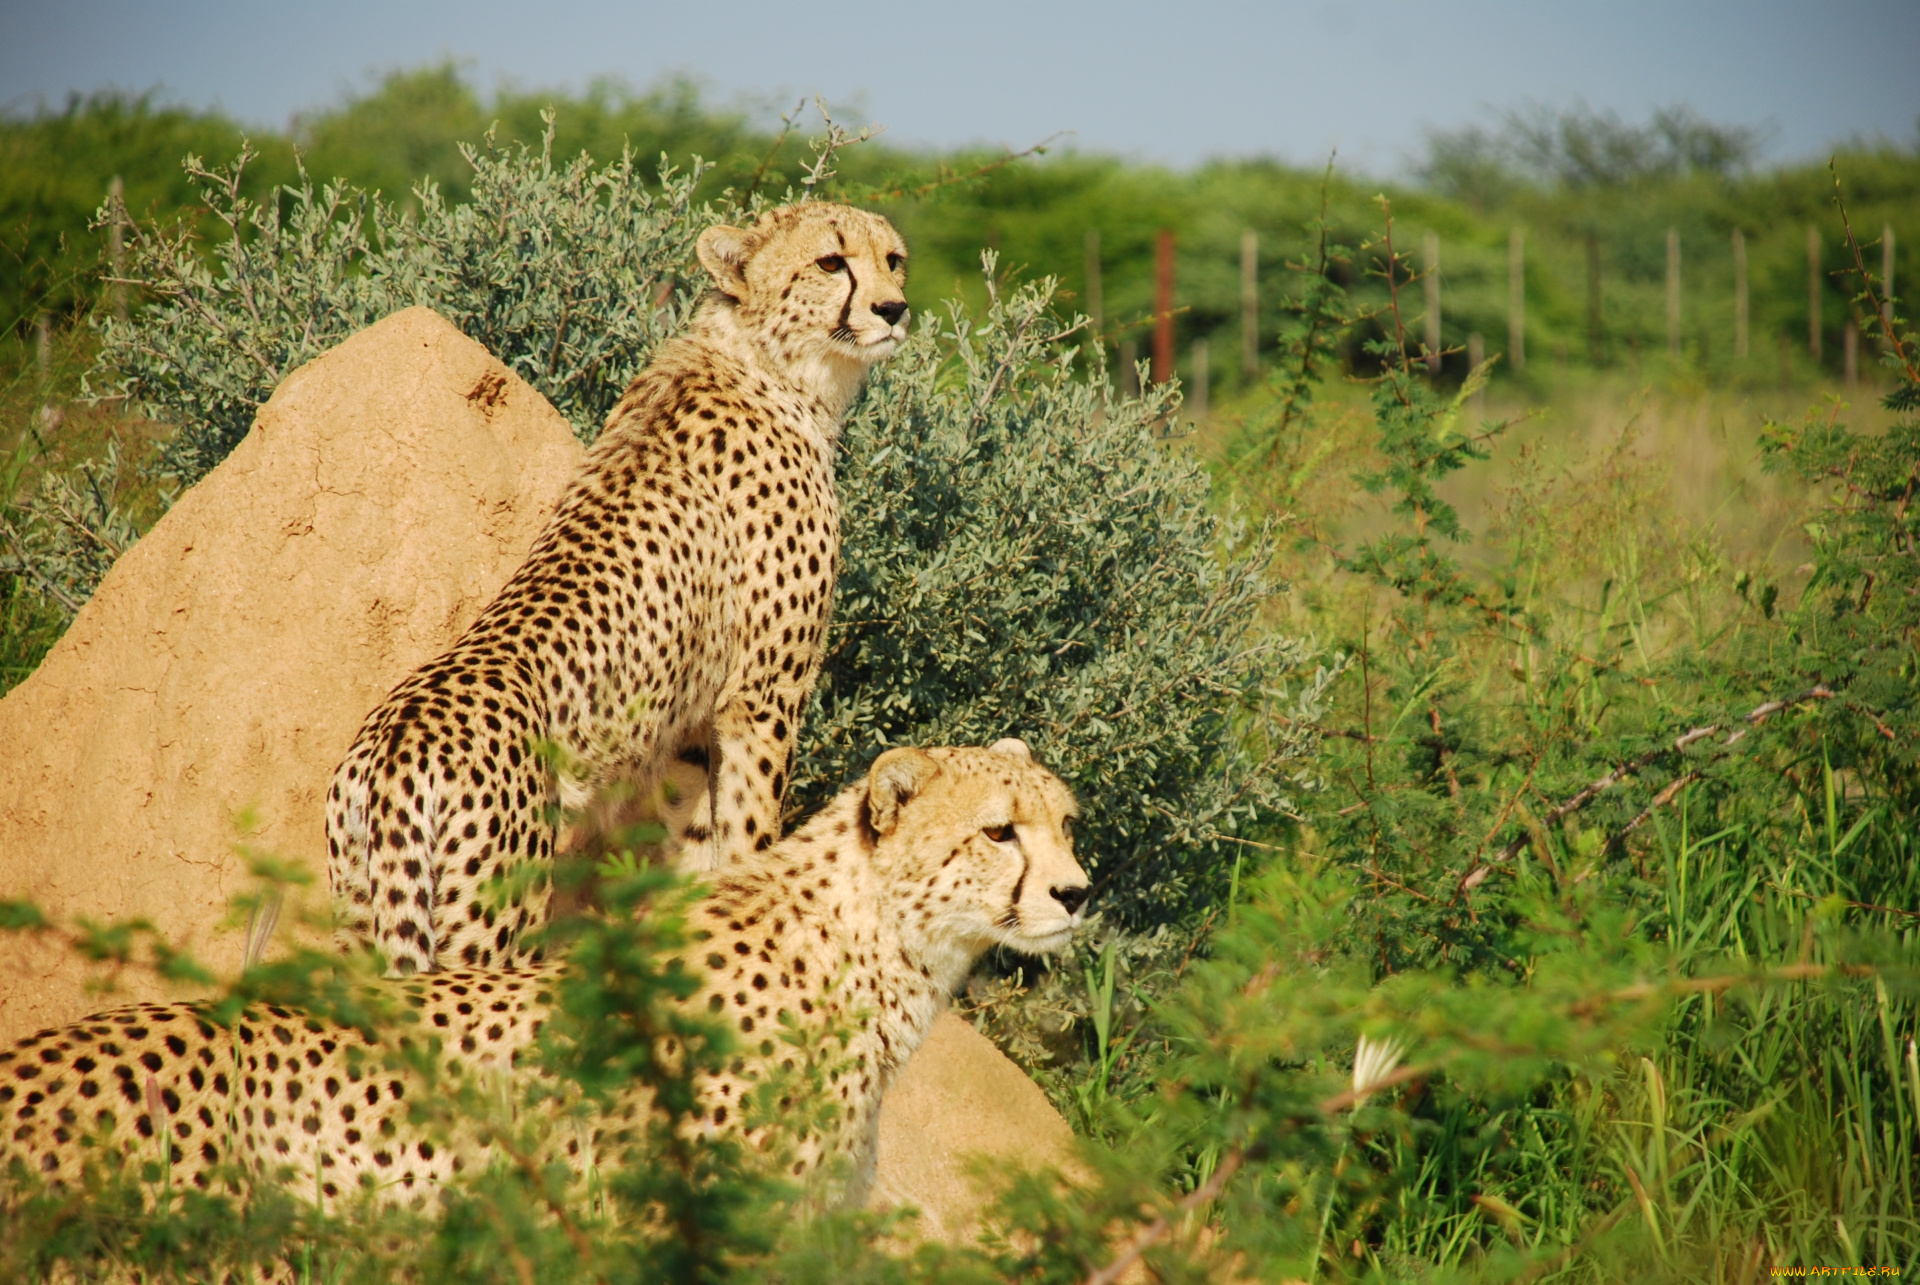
1884,223 -> 1896,333
1120,339 -> 1139,396
1508,227 -> 1525,371
1665,227 -> 1682,358
1733,228 -> 1749,359
1084,229 -> 1103,342
1240,228 -> 1258,378
1152,229 -> 1174,385
34,312 -> 53,431
1845,321 -> 1858,388
1467,332 -> 1485,422
1191,338 -> 1210,416
1586,232 -> 1604,364
107,175 -> 128,324
1808,225 -> 1823,359
1422,230 -> 1441,374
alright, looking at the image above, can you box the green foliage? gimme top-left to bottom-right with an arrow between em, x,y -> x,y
94,117 -> 716,485
18,797 -> 1914,1283
10,72 -> 1918,405
1418,102 -> 1770,199
0,316 -> 151,693
0,528 -> 71,692
1750,202 -> 1920,808
289,64 -> 780,212
0,90 -> 295,335
1341,207 -> 1503,604
0,438 -> 143,615
1190,168 -> 1920,1275
797,269 -> 1328,928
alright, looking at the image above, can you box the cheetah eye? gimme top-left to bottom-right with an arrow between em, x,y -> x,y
886,252 -> 905,272
983,824 -> 1015,844
816,255 -> 846,274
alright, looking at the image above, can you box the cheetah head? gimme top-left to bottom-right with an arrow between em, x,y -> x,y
696,202 -> 909,407
865,739 -> 1091,967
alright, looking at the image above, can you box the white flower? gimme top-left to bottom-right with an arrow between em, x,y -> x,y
1351,1034 -> 1408,1108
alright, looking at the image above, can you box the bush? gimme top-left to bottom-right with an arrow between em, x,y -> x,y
0,439 -> 143,616
53,120 -> 1317,936
91,115 -> 714,484
0,90 -> 287,336
799,270 -> 1326,928
1202,184 -> 1920,1273
9,137 -> 1920,1280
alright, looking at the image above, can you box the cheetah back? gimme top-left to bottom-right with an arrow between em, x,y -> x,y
326,201 -> 910,976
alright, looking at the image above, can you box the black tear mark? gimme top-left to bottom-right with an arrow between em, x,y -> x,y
835,262 -> 859,338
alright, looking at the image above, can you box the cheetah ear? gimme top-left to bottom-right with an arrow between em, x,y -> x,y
697,224 -> 756,297
989,737 -> 1031,760
867,748 -> 940,836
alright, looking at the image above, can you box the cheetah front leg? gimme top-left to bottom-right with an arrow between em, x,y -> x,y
703,688 -> 803,869
569,745 -> 714,876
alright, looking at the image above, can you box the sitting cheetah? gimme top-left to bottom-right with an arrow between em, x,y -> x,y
4,741 -> 1088,1223
327,201 -> 911,975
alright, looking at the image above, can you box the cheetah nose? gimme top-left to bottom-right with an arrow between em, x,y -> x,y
1050,884 -> 1090,916
871,299 -> 908,326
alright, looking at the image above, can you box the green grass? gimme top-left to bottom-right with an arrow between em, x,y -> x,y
944,334 -> 1919,1281
1152,209 -> 1920,1273
2,101 -> 1915,1280
0,321 -> 162,695
1352,790 -> 1920,1279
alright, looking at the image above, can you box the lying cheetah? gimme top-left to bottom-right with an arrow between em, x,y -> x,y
327,202 -> 911,975
4,742 -> 1088,1223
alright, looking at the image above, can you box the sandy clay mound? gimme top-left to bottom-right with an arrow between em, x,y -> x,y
0,306 -> 586,1039
0,305 -> 1080,1239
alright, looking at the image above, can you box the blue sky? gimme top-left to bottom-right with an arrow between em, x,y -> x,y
3,0 -> 1916,174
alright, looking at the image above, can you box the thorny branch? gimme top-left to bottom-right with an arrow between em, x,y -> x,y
1083,1062 -> 1436,1285
1372,199 -> 1415,398
1087,943 -> 1899,1285
797,97 -> 885,200
742,97 -> 809,200
850,132 -> 1069,202
1456,685 -> 1836,893
1831,162 -> 1917,384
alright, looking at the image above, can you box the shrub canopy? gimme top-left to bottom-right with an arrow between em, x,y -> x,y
61,121 -> 1320,930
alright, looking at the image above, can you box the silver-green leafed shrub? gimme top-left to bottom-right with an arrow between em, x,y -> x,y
76,126 -> 1323,930
800,271 -> 1330,927
0,440 -> 144,616
14,121 -> 716,627
90,112 -> 718,484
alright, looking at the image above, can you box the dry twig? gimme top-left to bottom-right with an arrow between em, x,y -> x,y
1455,686 -> 1834,892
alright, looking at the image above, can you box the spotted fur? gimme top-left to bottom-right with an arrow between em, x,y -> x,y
325,202 -> 910,975
6,742 -> 1088,1216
